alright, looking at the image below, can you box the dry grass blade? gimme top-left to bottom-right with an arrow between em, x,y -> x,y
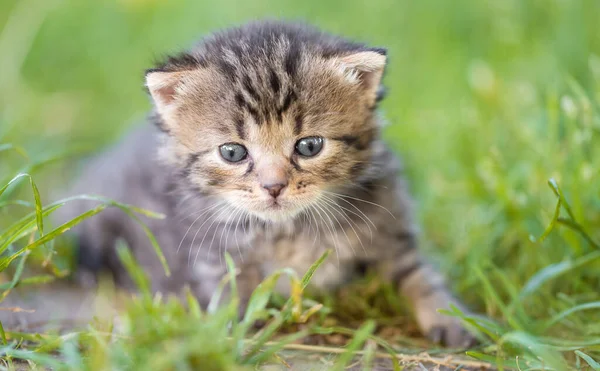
260,342 -> 495,369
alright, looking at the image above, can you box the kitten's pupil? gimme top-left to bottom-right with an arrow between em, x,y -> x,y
219,143 -> 247,163
295,137 -> 324,157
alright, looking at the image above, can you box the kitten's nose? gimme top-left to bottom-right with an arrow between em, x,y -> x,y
262,182 -> 287,198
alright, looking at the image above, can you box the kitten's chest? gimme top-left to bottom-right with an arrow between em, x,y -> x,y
245,227 -> 356,291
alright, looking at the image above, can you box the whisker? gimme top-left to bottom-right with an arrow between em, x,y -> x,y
200,204 -> 233,265
323,190 -> 394,220
300,201 -> 320,249
312,198 -> 340,267
219,204 -> 240,251
177,201 -> 224,256
218,204 -> 241,265
187,207 -> 224,266
190,203 -> 231,267
321,194 -> 374,239
321,200 -> 356,257
306,204 -> 321,248
325,191 -> 396,219
176,190 -> 229,216
298,200 -> 318,247
177,198 -> 221,223
321,196 -> 367,257
232,208 -> 247,263
303,203 -> 314,238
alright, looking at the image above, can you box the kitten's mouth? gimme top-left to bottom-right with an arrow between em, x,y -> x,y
248,198 -> 302,222
227,194 -> 308,222
267,199 -> 282,209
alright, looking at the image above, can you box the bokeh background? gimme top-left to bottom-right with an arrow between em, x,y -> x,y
2,0 -> 600,353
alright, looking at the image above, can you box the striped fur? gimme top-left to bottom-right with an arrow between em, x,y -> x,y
59,21 -> 475,347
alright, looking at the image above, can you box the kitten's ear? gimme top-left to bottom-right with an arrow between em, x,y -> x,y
334,49 -> 387,104
145,70 -> 184,115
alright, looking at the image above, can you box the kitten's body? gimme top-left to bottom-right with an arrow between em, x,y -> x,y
60,21 -> 474,346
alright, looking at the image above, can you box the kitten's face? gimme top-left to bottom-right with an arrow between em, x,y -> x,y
147,32 -> 386,223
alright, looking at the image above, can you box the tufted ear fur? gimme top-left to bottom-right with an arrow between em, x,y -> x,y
333,49 -> 387,105
145,70 -> 186,117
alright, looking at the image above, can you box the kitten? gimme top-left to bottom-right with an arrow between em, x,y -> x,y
59,20 -> 475,346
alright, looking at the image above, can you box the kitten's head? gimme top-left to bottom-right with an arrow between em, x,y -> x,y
146,21 -> 387,222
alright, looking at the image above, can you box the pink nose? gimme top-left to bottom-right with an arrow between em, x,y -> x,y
262,182 -> 287,198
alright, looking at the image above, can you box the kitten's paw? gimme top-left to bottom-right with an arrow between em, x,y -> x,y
425,316 -> 477,348
73,268 -> 99,289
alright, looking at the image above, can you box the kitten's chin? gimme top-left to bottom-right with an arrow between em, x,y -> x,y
222,194 -> 313,224
249,206 -> 302,224
239,200 -> 306,224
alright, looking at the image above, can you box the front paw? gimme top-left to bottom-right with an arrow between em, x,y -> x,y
424,314 -> 477,348
412,296 -> 478,347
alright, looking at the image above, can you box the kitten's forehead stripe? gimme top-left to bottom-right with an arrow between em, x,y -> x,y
243,76 -> 260,102
246,105 -> 261,125
269,69 -> 281,93
234,117 -> 246,140
285,42 -> 300,77
281,90 -> 295,113
294,108 -> 303,135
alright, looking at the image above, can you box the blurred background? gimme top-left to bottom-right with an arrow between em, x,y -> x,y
1,0 -> 599,326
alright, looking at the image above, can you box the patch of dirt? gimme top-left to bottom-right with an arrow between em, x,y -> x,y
0,281 -> 120,333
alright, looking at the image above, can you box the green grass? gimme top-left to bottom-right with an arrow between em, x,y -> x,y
1,0 -> 600,369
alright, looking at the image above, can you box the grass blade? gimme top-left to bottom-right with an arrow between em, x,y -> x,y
520,250 -> 600,297
331,320 -> 376,371
548,178 -> 576,221
0,143 -> 29,159
0,204 -> 108,271
500,332 -> 568,370
246,329 -> 310,365
542,302 -> 600,331
119,208 -> 170,277
224,252 -> 238,313
547,179 -> 600,250
0,252 -> 29,301
301,249 -> 331,289
0,346 -> 65,369
0,200 -> 34,209
116,240 -> 151,297
184,286 -> 202,319
575,350 -> 600,370
529,197 -> 561,244
0,322 -> 6,345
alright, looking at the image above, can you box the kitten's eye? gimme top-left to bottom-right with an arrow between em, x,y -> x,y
219,143 -> 248,163
295,137 -> 324,157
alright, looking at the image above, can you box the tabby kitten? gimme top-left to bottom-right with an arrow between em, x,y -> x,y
61,21 -> 475,346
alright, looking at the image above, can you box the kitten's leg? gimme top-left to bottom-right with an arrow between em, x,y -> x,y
382,234 -> 476,347
191,259 -> 262,317
74,218 -> 129,289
